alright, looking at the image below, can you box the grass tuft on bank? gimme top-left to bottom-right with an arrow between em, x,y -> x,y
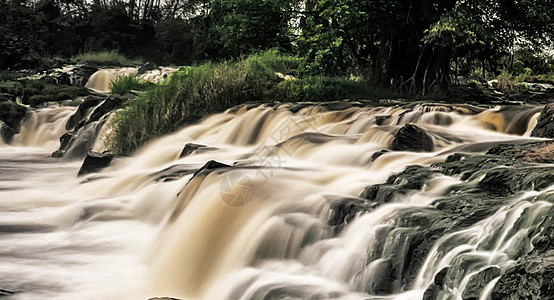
71,50 -> 142,66
110,75 -> 153,95
110,50 -> 375,155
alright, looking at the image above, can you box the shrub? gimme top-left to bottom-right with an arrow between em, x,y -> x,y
497,71 -> 525,94
110,75 -> 153,95
269,76 -> 372,102
71,50 -> 142,66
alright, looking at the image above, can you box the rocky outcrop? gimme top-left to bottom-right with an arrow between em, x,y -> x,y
77,152 -> 114,176
54,94 -> 131,159
463,266 -> 501,300
492,252 -> 554,300
390,124 -> 434,152
531,103 -> 554,138
332,140 -> 554,295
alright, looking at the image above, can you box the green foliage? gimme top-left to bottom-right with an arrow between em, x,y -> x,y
497,71 -> 526,94
208,0 -> 295,58
270,76 -> 373,102
516,74 -> 554,85
71,50 -> 142,66
0,79 -> 89,107
110,75 -> 153,95
110,51 -> 366,155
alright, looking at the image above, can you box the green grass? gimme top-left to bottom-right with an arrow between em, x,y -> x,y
110,75 -> 153,95
270,76 -> 379,102
515,73 -> 554,84
71,50 -> 142,66
110,50 -> 375,155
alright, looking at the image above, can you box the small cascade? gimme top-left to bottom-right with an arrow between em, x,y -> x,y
12,105 -> 77,151
0,101 -> 551,300
85,67 -> 177,93
85,68 -> 137,93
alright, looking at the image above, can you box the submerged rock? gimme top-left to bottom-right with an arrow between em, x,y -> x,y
423,267 -> 450,300
390,124 -> 434,152
531,103 -> 554,138
77,152 -> 113,176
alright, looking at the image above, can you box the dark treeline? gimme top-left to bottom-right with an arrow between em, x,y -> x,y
1,0 -> 553,94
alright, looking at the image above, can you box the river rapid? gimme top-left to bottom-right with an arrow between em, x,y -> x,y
0,98 -> 552,300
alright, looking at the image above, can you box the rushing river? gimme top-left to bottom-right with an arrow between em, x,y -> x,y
0,98 -> 551,299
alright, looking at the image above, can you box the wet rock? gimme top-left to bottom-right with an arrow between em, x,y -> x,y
371,149 -> 389,161
179,143 -> 217,158
72,65 -> 98,86
492,253 -> 554,300
531,103 -> 554,138
369,259 -> 399,294
55,94 -> 130,159
138,62 -> 157,74
192,160 -> 231,177
423,267 -> 450,300
77,152 -> 113,176
66,95 -> 105,131
487,141 -> 554,164
0,288 -> 15,296
88,94 -> 129,123
328,196 -> 377,230
360,165 -> 441,204
462,266 -> 501,300
390,124 -> 434,152
375,115 -> 390,125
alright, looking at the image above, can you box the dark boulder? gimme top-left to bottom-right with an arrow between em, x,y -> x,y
72,65 -> 98,86
179,143 -> 217,158
327,196 -> 377,230
192,160 -> 231,178
77,152 -> 113,176
371,149 -> 389,161
138,62 -> 157,74
391,124 -> 434,152
531,103 -> 554,138
375,115 -> 391,125
88,94 -> 129,123
66,95 -> 105,131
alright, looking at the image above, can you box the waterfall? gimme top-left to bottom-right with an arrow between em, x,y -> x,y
0,102 -> 550,300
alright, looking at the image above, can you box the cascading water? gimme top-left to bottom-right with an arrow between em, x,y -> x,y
0,100 -> 551,300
